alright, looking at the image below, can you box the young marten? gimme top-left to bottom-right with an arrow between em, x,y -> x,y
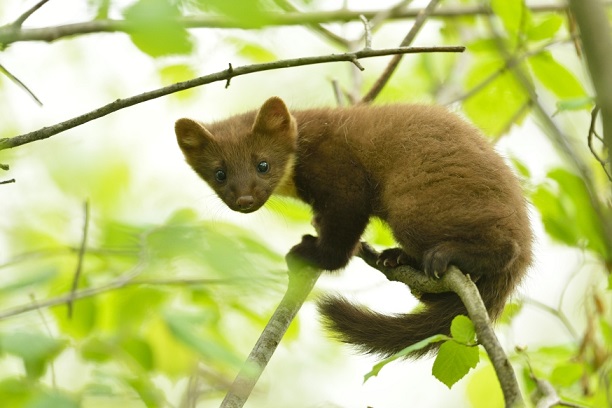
175,97 -> 533,358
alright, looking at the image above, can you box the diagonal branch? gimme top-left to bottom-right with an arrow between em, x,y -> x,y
361,0 -> 442,103
11,0 -> 51,28
357,243 -> 523,408
220,266 -> 322,408
0,61 -> 43,105
0,45 -> 464,151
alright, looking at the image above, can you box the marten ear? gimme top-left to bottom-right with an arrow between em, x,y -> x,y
252,97 -> 295,135
175,118 -> 214,151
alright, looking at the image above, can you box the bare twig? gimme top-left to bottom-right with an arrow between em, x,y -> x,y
67,200 -> 90,318
0,61 -> 43,106
2,2 -> 608,45
0,179 -> 16,185
331,79 -> 345,106
568,0 -> 612,171
272,0 -> 348,48
0,45 -> 464,152
11,0 -> 51,28
360,0 -> 442,103
587,106 -> 612,181
358,243 -> 523,407
359,15 -> 372,49
220,266 -> 322,408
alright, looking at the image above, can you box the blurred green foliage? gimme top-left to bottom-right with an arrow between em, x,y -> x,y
1,0 -> 611,406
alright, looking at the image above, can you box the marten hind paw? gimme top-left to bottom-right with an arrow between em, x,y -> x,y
422,244 -> 453,279
377,248 -> 419,269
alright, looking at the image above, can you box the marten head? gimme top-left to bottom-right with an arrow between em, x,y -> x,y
175,97 -> 297,213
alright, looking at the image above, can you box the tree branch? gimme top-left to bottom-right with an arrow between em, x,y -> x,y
567,0 -> 612,171
357,243 -> 523,408
1,2 -> 607,46
361,0 -> 442,103
0,45 -> 464,151
220,266 -> 322,408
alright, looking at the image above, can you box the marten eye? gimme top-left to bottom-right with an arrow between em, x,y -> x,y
214,169 -> 226,182
257,161 -> 269,174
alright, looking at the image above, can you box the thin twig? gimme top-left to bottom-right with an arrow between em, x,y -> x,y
360,0 -> 442,103
522,298 -> 579,340
0,179 -> 16,185
2,2 -> 608,45
29,293 -> 57,387
357,243 -> 523,407
0,61 -> 43,106
331,79 -> 345,106
67,200 -> 90,318
0,45 -> 464,151
359,15 -> 372,49
272,0 -> 348,48
587,106 -> 612,181
11,0 -> 51,28
220,266 -> 322,408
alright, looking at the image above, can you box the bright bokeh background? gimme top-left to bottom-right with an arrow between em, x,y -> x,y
0,1 -> 610,407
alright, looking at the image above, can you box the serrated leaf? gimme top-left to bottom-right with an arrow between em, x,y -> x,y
432,340 -> 479,388
529,51 -> 587,100
450,315 -> 476,344
364,334 -> 449,382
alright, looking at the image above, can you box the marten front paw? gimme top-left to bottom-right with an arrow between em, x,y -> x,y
377,248 -> 419,269
286,234 -> 319,271
422,244 -> 452,279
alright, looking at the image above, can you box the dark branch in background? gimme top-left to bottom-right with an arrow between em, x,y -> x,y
0,61 -> 43,105
588,107 -> 612,181
220,267 -> 322,408
67,200 -> 90,318
0,45 -> 464,151
1,2 -> 608,46
361,0 -> 442,103
357,243 -> 523,408
567,0 -> 612,172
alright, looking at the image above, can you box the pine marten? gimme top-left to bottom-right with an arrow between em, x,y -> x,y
174,96 -> 533,358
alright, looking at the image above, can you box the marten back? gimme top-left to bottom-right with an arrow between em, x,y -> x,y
175,98 -> 533,358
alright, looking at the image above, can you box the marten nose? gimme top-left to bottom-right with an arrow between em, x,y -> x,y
236,195 -> 255,210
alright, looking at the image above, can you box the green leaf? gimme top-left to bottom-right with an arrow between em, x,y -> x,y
26,391 -> 80,408
466,362 -> 504,408
532,168 -> 609,258
0,332 -> 67,379
195,0 -> 272,28
163,310 -> 243,368
491,0 -> 528,35
227,37 -> 277,63
432,340 -> 479,388
121,337 -> 154,371
450,315 -> 476,344
526,15 -> 563,41
364,334 -> 448,382
124,376 -> 165,408
124,0 -> 193,57
550,363 -> 584,387
499,301 -> 523,325
80,337 -> 113,363
463,57 -> 529,136
529,51 -> 587,100
146,317 -> 196,378
556,96 -> 594,112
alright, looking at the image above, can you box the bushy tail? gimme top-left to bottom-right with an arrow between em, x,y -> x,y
317,274 -> 515,358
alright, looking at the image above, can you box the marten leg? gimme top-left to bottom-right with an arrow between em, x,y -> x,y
422,239 -> 521,279
288,203 -> 370,271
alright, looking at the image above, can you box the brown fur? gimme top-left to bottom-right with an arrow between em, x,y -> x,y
175,97 -> 533,358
